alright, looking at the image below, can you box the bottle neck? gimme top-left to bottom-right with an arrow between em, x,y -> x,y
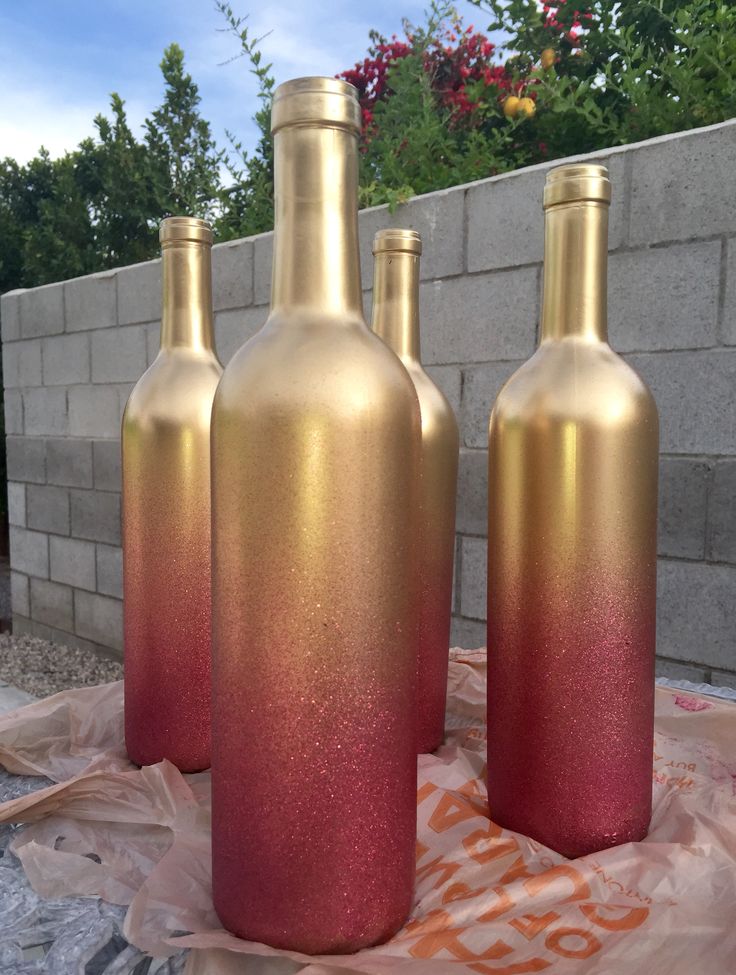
540,201 -> 608,343
160,242 -> 215,351
271,124 -> 363,316
371,251 -> 420,361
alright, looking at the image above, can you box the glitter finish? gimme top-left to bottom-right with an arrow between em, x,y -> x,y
487,164 -> 659,859
210,79 -> 421,954
371,230 -> 459,753
122,217 -> 222,773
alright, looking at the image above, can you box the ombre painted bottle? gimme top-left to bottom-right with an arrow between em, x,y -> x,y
122,217 -> 222,772
486,164 -> 659,859
210,79 -> 421,953
371,229 -> 459,754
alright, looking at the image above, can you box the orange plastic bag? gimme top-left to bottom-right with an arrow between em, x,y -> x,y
0,649 -> 734,974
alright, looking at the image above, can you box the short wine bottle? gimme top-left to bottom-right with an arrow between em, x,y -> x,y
210,79 -> 421,953
122,217 -> 222,772
487,164 -> 659,858
371,229 -> 459,753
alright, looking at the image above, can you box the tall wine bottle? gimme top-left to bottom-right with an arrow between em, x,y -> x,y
487,164 -> 659,858
210,78 -> 421,953
371,229 -> 459,753
122,217 -> 222,771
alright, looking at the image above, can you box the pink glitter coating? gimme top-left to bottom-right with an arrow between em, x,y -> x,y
487,572 -> 656,860
674,695 -> 713,712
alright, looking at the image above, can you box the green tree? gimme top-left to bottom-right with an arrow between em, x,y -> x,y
145,43 -> 223,220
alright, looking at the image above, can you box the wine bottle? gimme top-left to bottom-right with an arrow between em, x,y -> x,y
487,164 -> 659,858
122,216 -> 222,772
210,78 -> 421,952
371,229 -> 459,753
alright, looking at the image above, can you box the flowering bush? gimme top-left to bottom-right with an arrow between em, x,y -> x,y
326,0 -> 736,209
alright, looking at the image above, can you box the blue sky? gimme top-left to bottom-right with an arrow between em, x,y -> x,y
1,0 -> 489,165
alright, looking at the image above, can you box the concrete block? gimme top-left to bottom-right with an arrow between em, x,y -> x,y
658,457 -> 712,560
65,270 -> 117,331
253,233 -> 273,306
424,364 -> 462,419
22,387 -> 68,437
215,306 -> 267,365
30,578 -> 73,632
91,325 -> 147,383
118,259 -> 161,326
42,332 -> 90,385
467,151 -> 626,273
610,241 -> 720,353
655,658 -> 708,683
6,437 -> 45,484
213,238 -> 254,311
146,322 -> 161,365
49,536 -> 96,591
9,527 -> 48,578
46,438 -> 93,488
457,448 -> 488,536
627,350 -> 736,454
10,572 -> 29,618
19,282 -> 64,338
420,267 -> 538,365
70,489 -> 121,545
657,559 -> 736,670
708,459 -> 736,564
3,339 -> 42,387
459,535 -> 487,620
96,544 -> 123,598
26,484 -> 70,535
1,290 -> 22,342
68,386 -> 120,438
709,669 -> 736,691
461,360 -> 524,449
93,440 -> 121,492
7,482 -> 26,527
450,616 -> 486,650
630,121 -> 736,245
74,590 -> 123,652
724,238 -> 736,346
3,390 -> 23,435
359,185 -> 465,285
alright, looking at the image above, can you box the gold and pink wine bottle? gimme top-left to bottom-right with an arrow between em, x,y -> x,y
487,163 -> 659,858
371,229 -> 459,753
210,78 -> 421,953
122,217 -> 222,771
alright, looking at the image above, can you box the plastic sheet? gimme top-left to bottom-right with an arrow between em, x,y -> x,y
0,649 -> 734,974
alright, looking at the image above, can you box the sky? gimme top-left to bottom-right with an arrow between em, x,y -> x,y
1,0 -> 490,166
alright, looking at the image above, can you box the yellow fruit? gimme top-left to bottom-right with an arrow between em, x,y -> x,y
541,48 -> 556,70
503,95 -> 520,119
517,97 -> 536,118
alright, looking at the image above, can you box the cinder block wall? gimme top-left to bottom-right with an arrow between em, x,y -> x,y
2,120 -> 735,683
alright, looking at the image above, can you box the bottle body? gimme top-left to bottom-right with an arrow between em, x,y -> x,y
371,231 -> 459,753
486,166 -> 658,858
210,79 -> 420,953
123,218 -> 222,772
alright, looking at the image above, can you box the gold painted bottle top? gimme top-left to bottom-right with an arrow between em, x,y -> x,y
159,216 -> 213,247
544,163 -> 611,209
372,229 -> 422,257
271,77 -> 361,134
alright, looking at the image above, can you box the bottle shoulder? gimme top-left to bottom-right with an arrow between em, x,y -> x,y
492,340 -> 658,428
407,364 -> 460,442
214,313 -> 419,417
124,350 -> 223,427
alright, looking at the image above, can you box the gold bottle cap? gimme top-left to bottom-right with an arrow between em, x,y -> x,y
271,77 -> 361,135
159,216 -> 213,246
543,163 -> 611,209
372,229 -> 423,256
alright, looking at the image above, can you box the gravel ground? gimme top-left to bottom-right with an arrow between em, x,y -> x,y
0,633 -> 122,698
